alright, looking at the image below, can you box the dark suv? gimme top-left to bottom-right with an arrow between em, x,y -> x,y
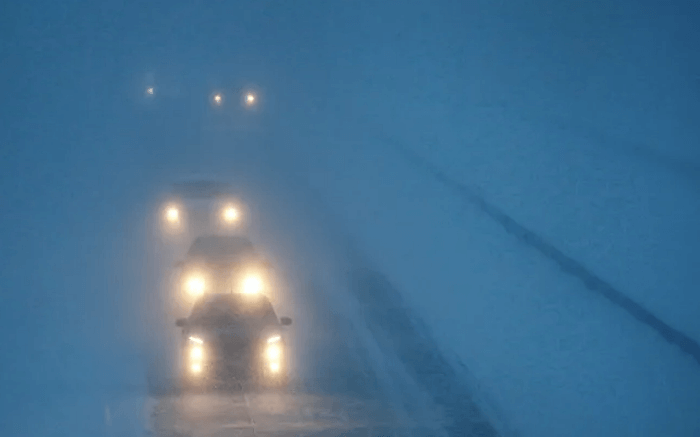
176,292 -> 292,390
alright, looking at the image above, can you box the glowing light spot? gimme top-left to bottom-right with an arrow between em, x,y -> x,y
242,275 -> 263,294
222,206 -> 239,223
165,207 -> 179,223
190,347 -> 203,360
185,276 -> 205,296
266,345 -> 281,361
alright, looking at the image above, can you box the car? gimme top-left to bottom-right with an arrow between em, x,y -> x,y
160,178 -> 247,238
175,292 -> 292,390
174,235 -> 274,310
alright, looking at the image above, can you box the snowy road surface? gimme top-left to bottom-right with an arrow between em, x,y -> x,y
146,252 -> 498,437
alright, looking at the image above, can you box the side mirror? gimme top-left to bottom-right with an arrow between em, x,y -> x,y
280,316 -> 292,326
175,318 -> 188,327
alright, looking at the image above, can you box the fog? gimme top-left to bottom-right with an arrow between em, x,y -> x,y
1,1 -> 698,436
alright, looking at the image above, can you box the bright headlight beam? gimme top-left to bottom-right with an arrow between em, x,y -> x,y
191,363 -> 202,373
267,335 -> 281,344
269,362 -> 280,373
165,207 -> 179,223
190,346 -> 203,360
185,276 -> 205,296
188,336 -> 203,344
266,344 -> 281,361
242,275 -> 263,294
222,206 -> 239,223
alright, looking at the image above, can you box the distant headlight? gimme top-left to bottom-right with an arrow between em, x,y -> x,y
222,206 -> 239,223
242,275 -> 263,294
188,336 -> 204,344
184,276 -> 206,296
165,206 -> 180,223
269,362 -> 280,373
190,363 -> 202,374
211,92 -> 224,106
245,92 -> 256,106
267,335 -> 281,344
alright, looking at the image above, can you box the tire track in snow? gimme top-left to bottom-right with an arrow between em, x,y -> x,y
379,132 -> 700,368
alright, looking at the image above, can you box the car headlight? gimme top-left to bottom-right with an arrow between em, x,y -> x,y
221,205 -> 239,223
211,92 -> 224,106
184,275 -> 206,296
266,344 -> 281,361
267,335 -> 281,344
265,342 -> 283,374
164,205 -> 180,224
190,346 -> 203,360
188,339 -> 205,376
242,275 -> 263,294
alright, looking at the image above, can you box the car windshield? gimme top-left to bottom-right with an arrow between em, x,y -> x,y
186,235 -> 255,264
189,294 -> 278,327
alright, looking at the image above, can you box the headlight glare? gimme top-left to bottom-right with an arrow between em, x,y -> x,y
185,276 -> 206,296
242,275 -> 263,294
222,206 -> 239,223
190,346 -> 203,360
165,206 -> 180,223
266,344 -> 281,361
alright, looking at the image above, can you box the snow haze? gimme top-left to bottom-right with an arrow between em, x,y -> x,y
1,1 -> 698,436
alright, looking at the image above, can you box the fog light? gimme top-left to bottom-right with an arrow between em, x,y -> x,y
266,344 -> 281,361
190,346 -> 203,360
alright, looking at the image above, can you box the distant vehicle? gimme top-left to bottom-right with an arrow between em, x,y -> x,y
160,179 -> 247,237
175,235 -> 274,309
176,293 -> 292,390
